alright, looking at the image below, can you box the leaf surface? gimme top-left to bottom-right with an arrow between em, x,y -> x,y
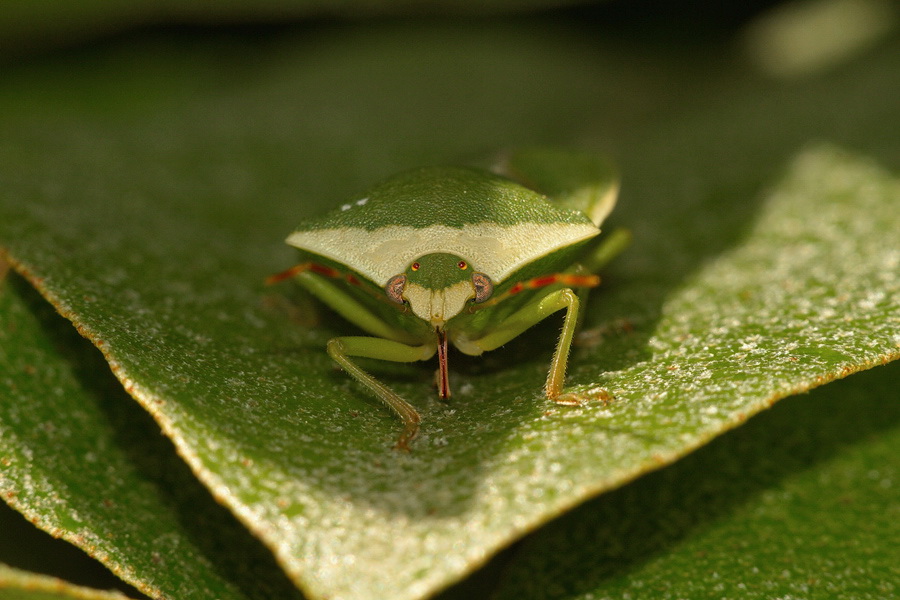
0,275 -> 306,600
493,361 -> 900,600
1,22 -> 898,600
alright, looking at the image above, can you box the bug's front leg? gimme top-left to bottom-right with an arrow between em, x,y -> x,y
461,288 -> 586,404
542,289 -> 582,403
327,336 -> 435,450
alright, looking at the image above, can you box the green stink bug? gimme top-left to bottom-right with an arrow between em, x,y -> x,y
269,149 -> 626,449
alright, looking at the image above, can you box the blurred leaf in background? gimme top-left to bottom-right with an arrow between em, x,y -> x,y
0,561 -> 138,600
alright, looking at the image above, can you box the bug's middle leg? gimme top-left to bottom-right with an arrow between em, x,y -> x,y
569,228 -> 630,332
578,227 -> 631,274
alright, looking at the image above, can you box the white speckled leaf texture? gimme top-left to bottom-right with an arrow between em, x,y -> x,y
494,360 -> 900,600
1,18 -> 899,600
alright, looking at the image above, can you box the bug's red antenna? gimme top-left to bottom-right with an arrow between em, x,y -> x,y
473,273 -> 600,309
267,262 -> 369,286
265,263 -> 311,285
266,261 -> 413,312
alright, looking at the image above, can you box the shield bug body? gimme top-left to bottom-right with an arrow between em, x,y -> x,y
269,149 -> 625,449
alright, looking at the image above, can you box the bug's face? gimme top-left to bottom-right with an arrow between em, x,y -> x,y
385,252 -> 493,327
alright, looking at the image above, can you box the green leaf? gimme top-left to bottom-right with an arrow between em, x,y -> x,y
492,360 -> 900,600
0,563 -> 135,600
1,20 -> 898,600
0,275 -> 306,600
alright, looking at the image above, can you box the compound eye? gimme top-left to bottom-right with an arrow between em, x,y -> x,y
385,274 -> 407,304
471,272 -> 493,303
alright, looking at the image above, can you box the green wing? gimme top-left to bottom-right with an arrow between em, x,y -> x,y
497,147 -> 619,227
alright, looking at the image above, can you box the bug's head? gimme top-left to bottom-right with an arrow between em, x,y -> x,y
385,253 -> 493,327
